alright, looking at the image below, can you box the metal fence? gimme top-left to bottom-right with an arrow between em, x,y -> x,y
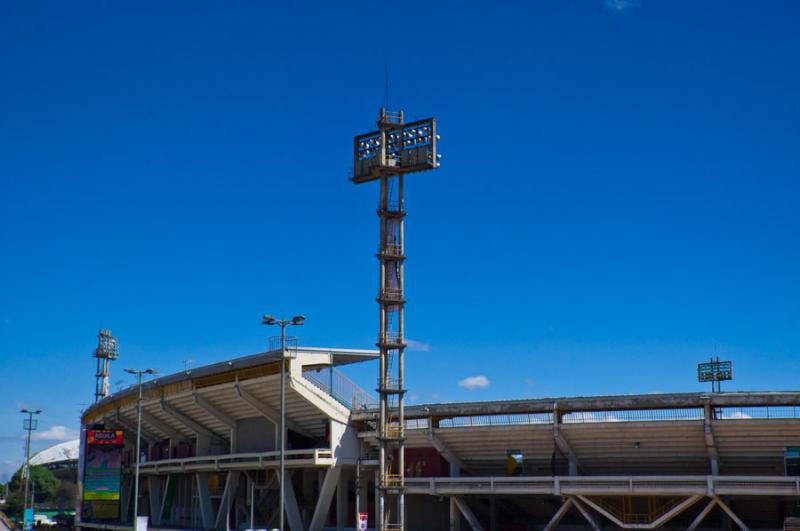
303,366 -> 378,410
562,408 -> 705,423
717,406 -> 800,420
438,413 -> 554,428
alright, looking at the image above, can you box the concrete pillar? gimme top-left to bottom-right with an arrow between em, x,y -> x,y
336,470 -> 348,531
196,473 -> 215,531
148,476 -> 163,526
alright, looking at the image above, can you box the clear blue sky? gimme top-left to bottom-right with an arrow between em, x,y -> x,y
1,1 -> 799,480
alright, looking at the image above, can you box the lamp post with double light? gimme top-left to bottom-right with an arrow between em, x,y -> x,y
20,408 -> 41,530
124,368 -> 157,530
261,314 -> 305,531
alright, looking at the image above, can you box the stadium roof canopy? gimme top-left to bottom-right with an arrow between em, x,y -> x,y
30,439 -> 79,466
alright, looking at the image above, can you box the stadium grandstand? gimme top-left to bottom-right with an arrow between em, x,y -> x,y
76,346 -> 800,531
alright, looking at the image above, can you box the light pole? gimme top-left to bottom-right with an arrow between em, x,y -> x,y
20,409 -> 41,530
262,314 -> 305,531
124,367 -> 157,530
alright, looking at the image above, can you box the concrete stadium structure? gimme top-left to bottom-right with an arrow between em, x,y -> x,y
76,346 -> 800,531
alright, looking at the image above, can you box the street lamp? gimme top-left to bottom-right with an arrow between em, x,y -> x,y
20,409 -> 41,531
261,314 -> 305,531
124,368 -> 157,531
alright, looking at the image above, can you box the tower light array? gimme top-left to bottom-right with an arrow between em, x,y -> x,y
352,107 -> 440,531
94,329 -> 119,402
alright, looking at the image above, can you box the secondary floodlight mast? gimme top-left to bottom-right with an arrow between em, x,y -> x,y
352,108 -> 440,531
697,356 -> 733,393
94,329 -> 119,402
20,408 -> 42,531
124,367 -> 157,531
261,314 -> 305,531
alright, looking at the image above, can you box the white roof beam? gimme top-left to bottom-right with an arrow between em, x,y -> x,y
234,383 -> 313,439
141,410 -> 186,441
159,399 -> 227,444
428,429 -> 466,473
193,393 -> 237,430
114,411 -> 158,444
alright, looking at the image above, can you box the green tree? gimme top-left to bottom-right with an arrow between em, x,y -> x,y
51,481 -> 78,509
9,466 -> 58,506
3,490 -> 24,518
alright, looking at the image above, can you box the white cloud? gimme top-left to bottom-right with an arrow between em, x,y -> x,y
458,375 -> 490,390
32,425 -> 78,442
405,339 -> 430,352
604,0 -> 640,12
721,411 -> 753,420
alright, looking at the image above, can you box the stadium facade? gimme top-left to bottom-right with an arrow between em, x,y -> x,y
76,346 -> 800,530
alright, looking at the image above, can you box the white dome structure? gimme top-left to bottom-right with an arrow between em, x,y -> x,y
30,439 -> 79,468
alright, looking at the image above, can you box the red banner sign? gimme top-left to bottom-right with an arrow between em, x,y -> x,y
87,430 -> 123,446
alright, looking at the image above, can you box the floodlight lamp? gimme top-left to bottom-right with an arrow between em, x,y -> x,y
124,368 -> 136,374
291,315 -> 306,325
145,368 -> 157,375
262,315 -> 277,325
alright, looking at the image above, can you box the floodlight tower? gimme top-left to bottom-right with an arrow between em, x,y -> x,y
352,108 -> 440,531
94,329 -> 119,402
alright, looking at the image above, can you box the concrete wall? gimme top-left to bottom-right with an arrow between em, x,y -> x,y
236,416 -> 277,453
331,420 -> 359,465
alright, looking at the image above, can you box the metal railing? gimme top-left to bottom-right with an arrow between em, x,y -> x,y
438,413 -> 553,428
404,475 -> 800,497
268,335 -> 298,355
379,288 -> 404,301
380,198 -> 404,212
379,243 -> 403,256
562,408 -> 704,423
379,377 -> 402,391
303,366 -> 377,410
717,406 -> 800,420
378,331 -> 404,346
383,474 -> 404,487
405,418 -> 429,430
135,448 -> 333,474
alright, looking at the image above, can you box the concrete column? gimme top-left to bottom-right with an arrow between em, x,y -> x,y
309,467 -> 342,531
195,473 -> 215,531
336,470 -> 348,531
148,476 -> 163,526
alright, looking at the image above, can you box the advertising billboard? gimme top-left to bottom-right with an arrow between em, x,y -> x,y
82,429 -> 123,521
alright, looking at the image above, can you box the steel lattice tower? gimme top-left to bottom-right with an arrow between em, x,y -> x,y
94,329 -> 119,402
352,108 -> 439,531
